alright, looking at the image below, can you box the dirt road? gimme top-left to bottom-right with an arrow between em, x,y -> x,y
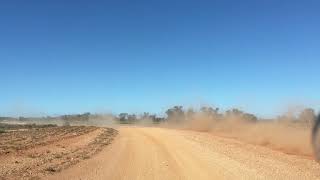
49,127 -> 320,180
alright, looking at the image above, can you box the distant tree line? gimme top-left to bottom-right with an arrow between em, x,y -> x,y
61,112 -> 91,125
277,108 -> 316,125
164,105 -> 257,123
114,105 -> 259,125
116,112 -> 165,124
1,106 -> 317,126
162,105 -> 316,125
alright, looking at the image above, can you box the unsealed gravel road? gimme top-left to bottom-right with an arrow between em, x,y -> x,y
49,127 -> 320,180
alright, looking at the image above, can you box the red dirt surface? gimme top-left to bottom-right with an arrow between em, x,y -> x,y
0,125 -> 117,180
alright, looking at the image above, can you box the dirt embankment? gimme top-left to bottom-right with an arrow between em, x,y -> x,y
0,125 -> 117,180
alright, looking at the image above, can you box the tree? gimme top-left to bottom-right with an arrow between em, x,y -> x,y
153,117 -> 165,123
142,112 -> 150,119
186,108 -> 195,120
225,108 -> 243,117
242,113 -> 258,122
128,114 -> 137,123
299,108 -> 316,125
119,113 -> 128,123
166,106 -> 185,121
200,106 -> 219,118
82,112 -> 90,121
225,108 -> 257,122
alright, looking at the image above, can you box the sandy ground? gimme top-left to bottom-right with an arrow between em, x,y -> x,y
48,127 -> 320,180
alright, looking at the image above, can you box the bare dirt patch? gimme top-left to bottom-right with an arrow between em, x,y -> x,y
0,124 -> 117,180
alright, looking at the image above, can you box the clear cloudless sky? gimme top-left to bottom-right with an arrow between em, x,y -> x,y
0,0 -> 320,117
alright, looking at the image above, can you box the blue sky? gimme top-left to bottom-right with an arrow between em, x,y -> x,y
0,0 -> 320,117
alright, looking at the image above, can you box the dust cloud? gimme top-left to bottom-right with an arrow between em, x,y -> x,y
162,112 -> 314,157
1,105 -> 317,157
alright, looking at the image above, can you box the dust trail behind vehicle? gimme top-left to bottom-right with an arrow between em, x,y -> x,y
161,113 -> 314,157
